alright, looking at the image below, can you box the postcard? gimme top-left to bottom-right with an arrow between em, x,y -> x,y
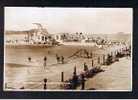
4,7 -> 132,91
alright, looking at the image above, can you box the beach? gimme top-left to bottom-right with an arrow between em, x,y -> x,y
4,43 -> 131,91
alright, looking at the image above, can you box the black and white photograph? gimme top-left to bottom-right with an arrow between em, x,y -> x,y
4,7 -> 132,91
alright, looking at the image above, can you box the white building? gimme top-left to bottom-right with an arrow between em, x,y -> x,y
5,23 -> 59,45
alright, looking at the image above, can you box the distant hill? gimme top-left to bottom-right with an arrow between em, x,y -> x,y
5,29 -> 37,35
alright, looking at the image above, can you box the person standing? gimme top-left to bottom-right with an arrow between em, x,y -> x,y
56,54 -> 60,64
28,57 -> 31,62
61,56 -> 64,64
84,62 -> 88,71
44,56 -> 47,69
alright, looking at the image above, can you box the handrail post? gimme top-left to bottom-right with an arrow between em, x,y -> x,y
61,72 -> 64,82
44,78 -> 47,90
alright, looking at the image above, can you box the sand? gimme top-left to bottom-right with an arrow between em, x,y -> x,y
4,43 -> 131,90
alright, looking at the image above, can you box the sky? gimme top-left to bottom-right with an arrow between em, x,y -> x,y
5,7 -> 132,34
